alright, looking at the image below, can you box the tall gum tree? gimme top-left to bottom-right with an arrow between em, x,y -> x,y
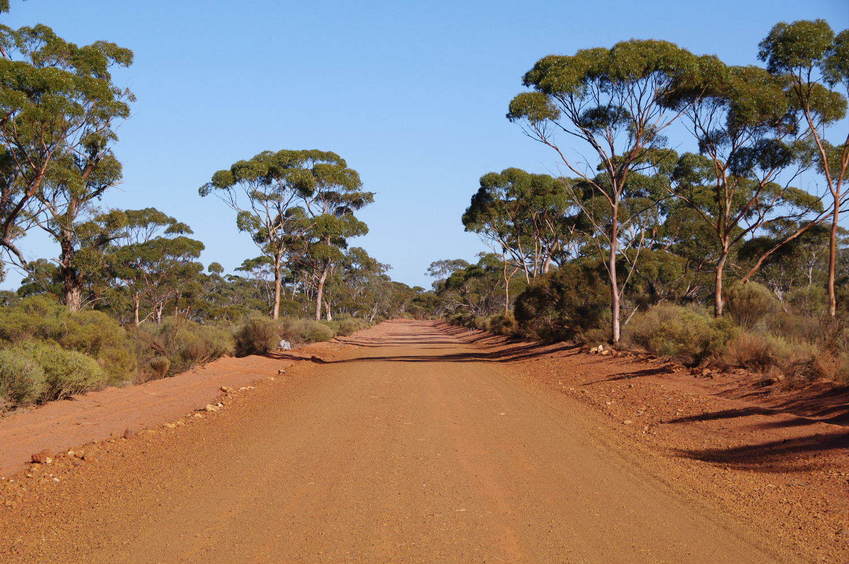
664,59 -> 823,316
507,40 -> 697,342
295,157 -> 373,320
200,150 -> 342,319
758,19 -> 849,317
84,208 -> 203,325
0,23 -> 133,308
462,168 -> 579,313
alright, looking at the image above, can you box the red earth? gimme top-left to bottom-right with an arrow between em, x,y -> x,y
0,320 -> 846,562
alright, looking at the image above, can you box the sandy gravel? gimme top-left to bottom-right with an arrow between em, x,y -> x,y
0,320 -> 843,563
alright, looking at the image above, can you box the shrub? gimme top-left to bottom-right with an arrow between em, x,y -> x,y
132,317 -> 235,379
22,341 -> 108,401
725,282 -> 777,329
764,312 -> 822,343
146,356 -> 171,381
57,310 -> 137,385
446,311 -> 477,328
623,304 -> 736,366
280,319 -> 335,343
814,351 -> 849,384
157,318 -> 235,374
0,296 -> 136,385
0,349 -> 45,406
515,260 -> 608,342
786,285 -> 827,316
721,332 -> 792,373
721,332 -> 821,385
330,318 -> 369,337
235,317 -> 280,356
483,312 -> 517,336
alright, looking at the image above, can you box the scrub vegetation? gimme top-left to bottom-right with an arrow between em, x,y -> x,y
431,19 -> 849,386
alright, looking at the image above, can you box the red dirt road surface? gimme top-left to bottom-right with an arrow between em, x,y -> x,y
1,320 -> 845,563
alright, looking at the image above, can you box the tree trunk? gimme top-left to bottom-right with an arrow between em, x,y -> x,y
714,249 -> 729,318
59,233 -> 82,312
503,259 -> 511,315
315,265 -> 329,321
272,254 -> 283,320
133,294 -> 141,326
609,205 -> 620,344
324,300 -> 332,321
828,201 -> 839,317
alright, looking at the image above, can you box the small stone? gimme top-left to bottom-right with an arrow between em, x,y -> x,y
164,423 -> 177,429
623,420 -> 633,425
30,450 -> 52,464
204,404 -> 219,412
122,428 -> 135,439
220,386 -> 234,393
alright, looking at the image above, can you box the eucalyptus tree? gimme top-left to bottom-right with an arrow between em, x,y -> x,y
200,150 -> 352,319
0,23 -> 133,302
661,55 -> 825,315
85,208 -> 203,325
462,168 -> 578,290
296,154 -> 373,320
426,259 -> 470,284
507,40 -> 697,342
758,19 -> 849,317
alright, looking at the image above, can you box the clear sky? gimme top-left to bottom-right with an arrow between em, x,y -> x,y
2,0 -> 847,289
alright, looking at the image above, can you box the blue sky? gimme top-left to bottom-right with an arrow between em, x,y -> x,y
2,0 -> 847,289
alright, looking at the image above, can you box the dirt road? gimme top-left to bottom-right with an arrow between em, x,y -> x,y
1,321 -> 795,562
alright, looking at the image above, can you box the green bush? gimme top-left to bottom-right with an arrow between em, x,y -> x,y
0,349 -> 45,406
446,311 -> 477,328
326,318 -> 369,337
483,312 -> 517,336
158,318 -> 235,373
0,296 -> 136,385
235,317 -> 280,356
22,341 -> 108,401
132,317 -> 235,379
725,282 -> 778,329
56,310 -> 137,385
515,260 -> 608,342
624,304 -> 736,366
721,332 -> 792,372
721,332 -> 821,385
146,356 -> 171,381
279,318 -> 336,343
786,285 -> 827,316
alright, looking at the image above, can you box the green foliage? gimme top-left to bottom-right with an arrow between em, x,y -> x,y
0,349 -> 45,407
514,260 -> 608,342
462,168 -> 575,278
0,295 -> 136,384
482,313 -> 518,336
786,286 -> 827,316
21,341 -> 108,402
235,316 -> 280,356
725,282 -> 778,329
132,317 -> 234,379
624,305 -> 737,366
322,318 -> 369,337
0,21 -> 133,276
279,318 -> 335,343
